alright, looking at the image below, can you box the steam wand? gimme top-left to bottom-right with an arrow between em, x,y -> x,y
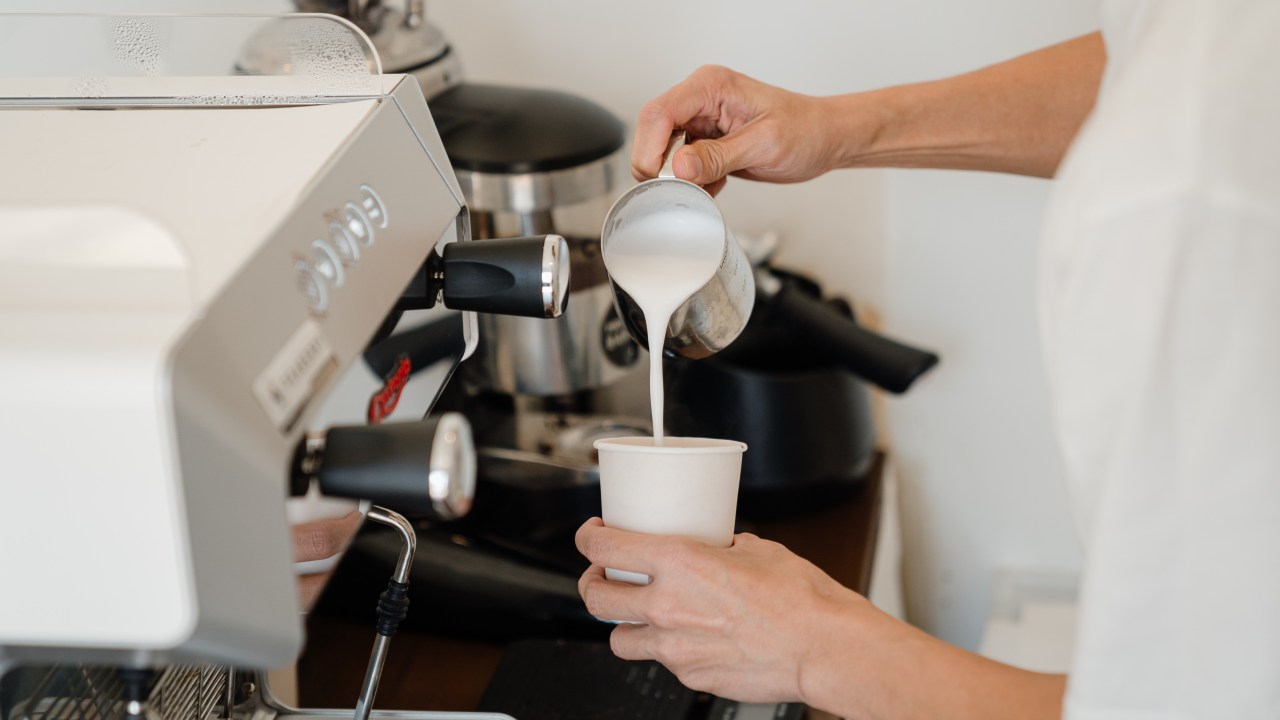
352,506 -> 416,720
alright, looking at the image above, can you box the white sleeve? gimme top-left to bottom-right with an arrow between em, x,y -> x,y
1047,196 -> 1280,720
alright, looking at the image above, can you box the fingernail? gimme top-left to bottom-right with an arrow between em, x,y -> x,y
678,152 -> 703,180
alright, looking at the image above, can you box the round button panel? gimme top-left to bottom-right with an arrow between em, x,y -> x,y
295,260 -> 328,313
297,184 -> 391,315
311,240 -> 344,288
329,221 -> 360,266
343,202 -> 374,248
359,184 -> 389,229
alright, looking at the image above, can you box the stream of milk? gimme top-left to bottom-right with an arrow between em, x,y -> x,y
604,211 -> 724,444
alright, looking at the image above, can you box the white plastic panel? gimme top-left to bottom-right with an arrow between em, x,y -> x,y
0,206 -> 195,649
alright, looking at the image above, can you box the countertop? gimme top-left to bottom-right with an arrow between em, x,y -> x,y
296,452 -> 885,720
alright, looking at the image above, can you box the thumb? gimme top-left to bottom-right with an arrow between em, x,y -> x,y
675,135 -> 751,187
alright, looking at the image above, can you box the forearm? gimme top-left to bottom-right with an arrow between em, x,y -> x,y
800,597 -> 1065,720
826,32 -> 1105,178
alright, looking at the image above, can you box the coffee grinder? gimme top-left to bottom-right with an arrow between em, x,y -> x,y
424,81 -> 655,544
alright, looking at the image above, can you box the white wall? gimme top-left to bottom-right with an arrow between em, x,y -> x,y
8,0 -> 1097,648
424,0 -> 1099,649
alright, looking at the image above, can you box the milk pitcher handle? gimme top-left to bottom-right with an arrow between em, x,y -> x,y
658,130 -> 688,179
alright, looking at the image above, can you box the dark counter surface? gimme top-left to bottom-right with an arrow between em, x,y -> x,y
296,452 -> 885,719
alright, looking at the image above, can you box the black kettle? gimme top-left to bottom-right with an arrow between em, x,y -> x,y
665,267 -> 938,518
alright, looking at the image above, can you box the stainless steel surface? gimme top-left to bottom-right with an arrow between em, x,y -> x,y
221,669 -> 234,720
601,150 -> 756,360
516,210 -> 554,237
298,433 -> 326,479
404,0 -> 425,28
352,508 -> 414,720
474,281 -> 640,396
476,412 -> 649,486
478,447 -> 602,488
275,3 -> 459,98
540,235 -> 571,319
427,413 -> 476,521
367,10 -> 450,73
365,507 -> 416,585
657,130 -> 686,179
455,153 -> 620,215
264,708 -> 512,720
350,635 -> 389,720
406,50 -> 461,100
4,665 -> 228,720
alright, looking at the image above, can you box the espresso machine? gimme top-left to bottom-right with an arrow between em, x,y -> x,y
0,12 -> 578,720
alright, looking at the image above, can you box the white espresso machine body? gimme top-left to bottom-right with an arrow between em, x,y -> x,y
0,71 -> 474,670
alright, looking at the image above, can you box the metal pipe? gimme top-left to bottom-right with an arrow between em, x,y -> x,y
351,506 -> 416,720
366,506 -> 415,583
222,666 -> 235,720
405,0 -> 425,28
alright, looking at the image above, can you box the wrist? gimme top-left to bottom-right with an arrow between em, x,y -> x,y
819,90 -> 898,170
794,589 -> 882,716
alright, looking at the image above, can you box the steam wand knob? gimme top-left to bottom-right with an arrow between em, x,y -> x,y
290,412 -> 476,520
396,234 -> 570,318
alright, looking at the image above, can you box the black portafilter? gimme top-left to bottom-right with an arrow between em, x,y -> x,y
396,234 -> 571,318
290,413 -> 476,520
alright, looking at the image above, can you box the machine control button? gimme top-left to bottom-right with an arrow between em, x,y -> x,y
359,184 -> 389,229
329,221 -> 360,266
295,260 -> 328,313
311,239 -> 344,288
343,202 -> 374,248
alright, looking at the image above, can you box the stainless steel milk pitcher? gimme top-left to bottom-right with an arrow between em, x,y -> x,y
601,132 -> 756,359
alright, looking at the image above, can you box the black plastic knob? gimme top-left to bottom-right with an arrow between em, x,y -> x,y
441,235 -> 570,318
292,414 -> 476,520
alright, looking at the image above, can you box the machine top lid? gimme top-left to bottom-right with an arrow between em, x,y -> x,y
0,13 -> 383,107
0,98 -> 381,310
430,83 -> 626,175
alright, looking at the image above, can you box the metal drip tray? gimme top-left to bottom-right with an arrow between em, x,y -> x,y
1,666 -> 513,720
3,665 -> 227,720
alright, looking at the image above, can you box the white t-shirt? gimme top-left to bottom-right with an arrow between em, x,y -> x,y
1040,1 -> 1280,717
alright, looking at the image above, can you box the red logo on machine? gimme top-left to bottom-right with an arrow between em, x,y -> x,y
367,354 -> 412,425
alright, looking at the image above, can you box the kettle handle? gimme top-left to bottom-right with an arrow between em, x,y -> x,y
769,281 -> 939,394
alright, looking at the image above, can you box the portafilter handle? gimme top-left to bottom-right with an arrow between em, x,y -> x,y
291,413 -> 476,520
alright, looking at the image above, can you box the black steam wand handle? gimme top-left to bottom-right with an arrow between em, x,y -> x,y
439,235 -> 570,318
765,276 -> 939,394
391,235 -> 570,320
290,413 -> 475,520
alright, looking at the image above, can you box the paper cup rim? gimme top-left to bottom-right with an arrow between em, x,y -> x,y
593,436 -> 747,454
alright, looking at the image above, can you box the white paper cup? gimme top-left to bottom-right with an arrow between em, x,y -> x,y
594,436 -> 747,585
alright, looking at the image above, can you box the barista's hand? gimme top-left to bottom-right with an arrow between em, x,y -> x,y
633,65 -> 859,196
577,518 -> 1068,718
575,517 -> 870,704
293,511 -> 362,611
